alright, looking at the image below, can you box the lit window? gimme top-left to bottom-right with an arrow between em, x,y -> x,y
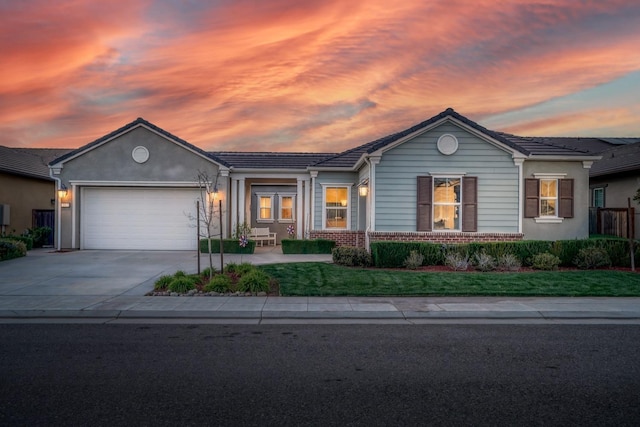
433,177 -> 461,230
540,179 -> 557,217
257,195 -> 273,221
324,186 -> 349,229
279,195 -> 295,221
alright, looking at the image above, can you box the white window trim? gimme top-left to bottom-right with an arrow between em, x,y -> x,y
256,192 -> 274,223
432,176 -> 462,232
278,193 -> 296,223
532,174 -> 565,223
321,184 -> 352,230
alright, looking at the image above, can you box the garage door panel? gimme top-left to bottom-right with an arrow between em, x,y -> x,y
82,188 -> 201,250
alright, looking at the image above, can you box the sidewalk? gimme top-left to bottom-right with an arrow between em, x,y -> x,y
1,248 -> 639,324
2,295 -> 640,324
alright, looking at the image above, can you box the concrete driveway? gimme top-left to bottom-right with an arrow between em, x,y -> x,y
0,249 -> 199,297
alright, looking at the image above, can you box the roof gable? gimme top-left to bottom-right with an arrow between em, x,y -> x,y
311,108 -> 529,169
49,118 -> 231,168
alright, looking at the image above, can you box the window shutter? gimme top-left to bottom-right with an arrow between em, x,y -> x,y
417,176 -> 432,231
524,179 -> 539,218
461,176 -> 477,232
558,179 -> 574,218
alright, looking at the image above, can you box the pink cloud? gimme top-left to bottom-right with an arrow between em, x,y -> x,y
1,0 -> 640,151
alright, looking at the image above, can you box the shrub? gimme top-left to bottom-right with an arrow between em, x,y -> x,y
224,262 -> 255,275
472,251 -> 496,272
168,276 -> 196,293
154,274 -> 174,291
236,270 -> 270,293
370,241 -> 445,267
0,235 -> 34,251
332,246 -> 372,267
573,247 -> 612,270
281,239 -> 336,254
0,239 -> 28,261
204,274 -> 233,293
444,252 -> 469,271
26,226 -> 52,248
496,254 -> 521,272
531,253 -> 560,270
403,250 -> 424,270
200,238 -> 255,254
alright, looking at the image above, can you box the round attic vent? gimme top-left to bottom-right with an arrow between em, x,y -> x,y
132,146 -> 150,164
437,134 -> 458,155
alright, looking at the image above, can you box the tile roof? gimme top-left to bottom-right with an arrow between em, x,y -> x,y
49,118 -> 232,168
589,141 -> 640,177
211,152 -> 335,170
0,145 -> 72,180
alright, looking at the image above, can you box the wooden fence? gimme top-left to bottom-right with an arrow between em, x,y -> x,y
589,207 -> 635,238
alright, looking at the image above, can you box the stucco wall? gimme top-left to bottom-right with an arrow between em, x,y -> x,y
54,126 -> 222,249
522,160 -> 590,240
0,172 -> 55,235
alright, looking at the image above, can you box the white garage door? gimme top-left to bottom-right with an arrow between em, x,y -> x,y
82,187 -> 202,250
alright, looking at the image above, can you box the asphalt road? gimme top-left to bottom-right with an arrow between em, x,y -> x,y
1,324 -> 639,426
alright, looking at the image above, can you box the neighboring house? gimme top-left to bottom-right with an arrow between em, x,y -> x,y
533,136 -> 640,238
47,108 -> 603,251
588,142 -> 640,238
0,145 -> 71,244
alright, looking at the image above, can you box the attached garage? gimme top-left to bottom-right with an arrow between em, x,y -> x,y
81,187 -> 202,250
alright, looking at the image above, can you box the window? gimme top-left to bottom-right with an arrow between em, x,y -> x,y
593,187 -> 604,208
525,177 -> 573,220
433,177 -> 461,230
324,186 -> 349,229
539,179 -> 557,217
417,176 -> 477,232
279,195 -> 295,222
257,194 -> 274,222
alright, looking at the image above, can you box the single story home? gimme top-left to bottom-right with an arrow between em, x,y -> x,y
48,108 -> 603,251
0,145 -> 71,244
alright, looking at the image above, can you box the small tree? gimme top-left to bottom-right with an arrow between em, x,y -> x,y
194,170 -> 222,281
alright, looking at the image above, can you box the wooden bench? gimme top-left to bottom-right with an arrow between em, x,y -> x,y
249,227 -> 277,246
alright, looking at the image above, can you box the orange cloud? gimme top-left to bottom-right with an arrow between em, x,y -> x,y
1,0 -> 639,150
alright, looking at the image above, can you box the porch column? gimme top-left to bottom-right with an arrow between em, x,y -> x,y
369,156 -> 380,231
296,178 -> 303,239
238,178 -> 246,227
231,178 -> 238,235
310,171 -> 317,232
304,178 -> 311,238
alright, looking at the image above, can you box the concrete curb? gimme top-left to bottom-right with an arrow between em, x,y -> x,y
2,309 -> 640,321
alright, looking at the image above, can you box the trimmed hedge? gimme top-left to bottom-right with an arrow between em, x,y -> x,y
0,239 -> 28,261
370,238 -> 638,268
200,239 -> 256,254
282,239 -> 336,254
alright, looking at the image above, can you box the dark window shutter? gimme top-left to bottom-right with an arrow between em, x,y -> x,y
461,176 -> 477,232
558,179 -> 574,218
524,179 -> 539,218
417,176 -> 432,231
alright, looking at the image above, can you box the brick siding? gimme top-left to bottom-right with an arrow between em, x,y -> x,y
310,230 -> 523,248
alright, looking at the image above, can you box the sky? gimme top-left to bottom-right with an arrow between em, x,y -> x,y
2,0 -> 640,153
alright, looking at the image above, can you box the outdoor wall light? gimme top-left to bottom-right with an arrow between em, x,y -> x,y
58,184 -> 68,199
358,185 -> 369,197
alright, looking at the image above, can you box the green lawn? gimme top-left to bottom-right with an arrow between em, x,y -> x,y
259,262 -> 640,297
